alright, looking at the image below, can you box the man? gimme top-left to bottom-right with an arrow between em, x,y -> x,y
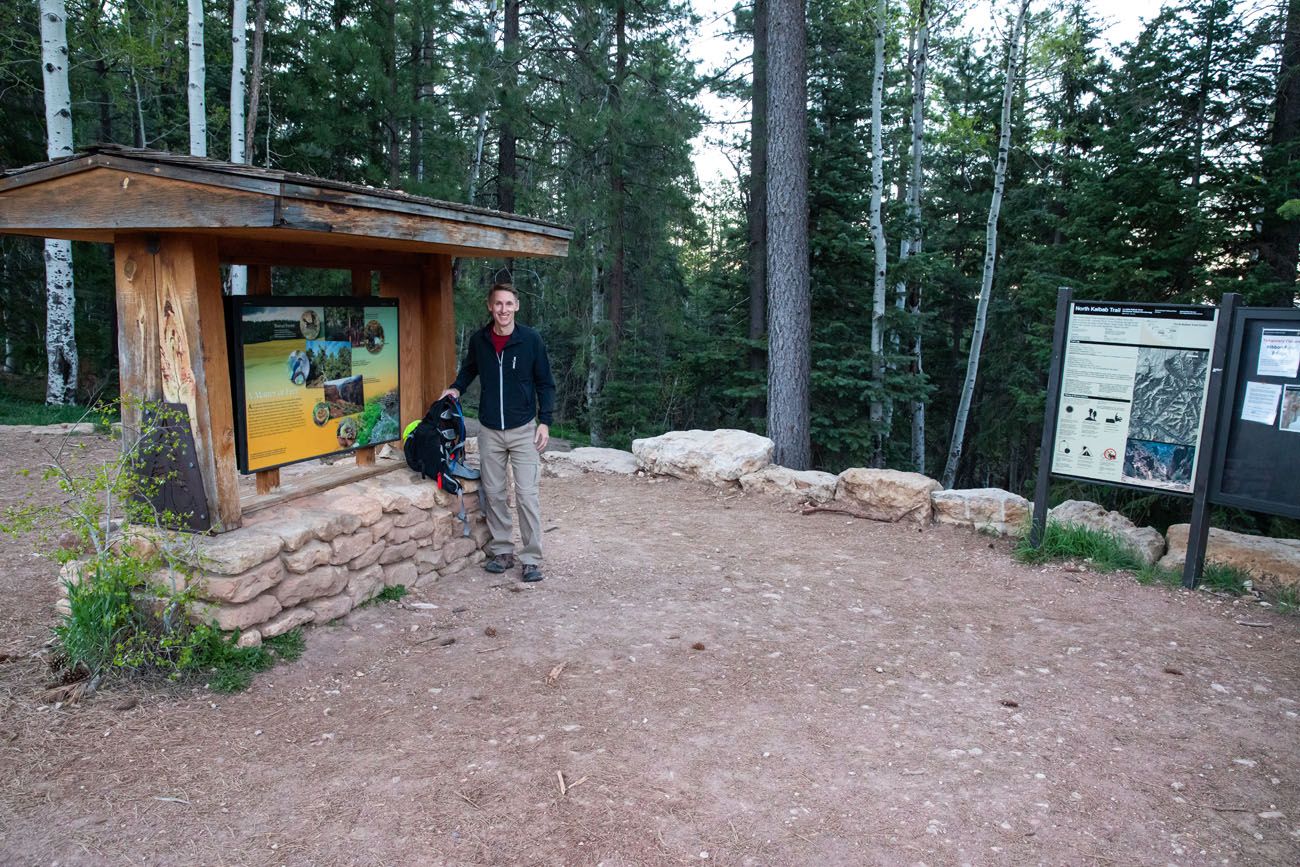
440,283 -> 555,582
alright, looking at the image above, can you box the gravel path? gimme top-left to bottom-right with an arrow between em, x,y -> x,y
1,430 -> 1298,865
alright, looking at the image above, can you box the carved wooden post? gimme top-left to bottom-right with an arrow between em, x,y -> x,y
424,254 -> 456,410
114,232 -> 241,531
379,267 -> 427,431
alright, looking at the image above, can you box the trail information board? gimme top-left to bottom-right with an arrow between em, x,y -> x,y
1050,302 -> 1218,494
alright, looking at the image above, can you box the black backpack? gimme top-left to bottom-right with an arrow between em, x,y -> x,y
404,396 -> 466,493
403,397 -> 479,536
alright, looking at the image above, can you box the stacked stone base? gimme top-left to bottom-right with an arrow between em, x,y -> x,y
56,469 -> 489,646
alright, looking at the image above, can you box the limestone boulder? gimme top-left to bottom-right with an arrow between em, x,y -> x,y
377,480 -> 439,511
239,508 -> 317,552
305,592 -> 353,624
932,488 -> 1031,537
283,539 -> 331,574
1160,525 -> 1300,588
273,564 -> 348,607
350,480 -> 412,513
296,508 -> 362,541
739,466 -> 838,504
200,558 -> 285,604
542,447 -> 638,477
346,564 -> 385,607
194,593 -> 282,632
256,605 -> 315,638
835,469 -> 941,523
1048,500 -> 1165,566
379,540 -> 417,565
194,531 -> 283,575
330,531 -> 373,565
441,536 -> 480,566
382,561 -> 417,589
393,509 -> 429,529
348,540 -> 387,571
414,547 -> 442,575
632,429 -> 774,485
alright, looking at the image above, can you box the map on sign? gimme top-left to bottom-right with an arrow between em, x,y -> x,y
1051,302 -> 1217,493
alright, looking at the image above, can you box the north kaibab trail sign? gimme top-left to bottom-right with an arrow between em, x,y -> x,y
1050,301 -> 1218,495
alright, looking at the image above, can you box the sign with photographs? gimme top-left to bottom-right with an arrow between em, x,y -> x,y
227,297 -> 401,473
1050,302 -> 1218,494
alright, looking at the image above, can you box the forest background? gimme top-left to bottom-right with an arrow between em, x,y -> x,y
0,0 -> 1297,536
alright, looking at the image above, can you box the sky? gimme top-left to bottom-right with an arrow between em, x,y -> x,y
688,0 -> 1172,185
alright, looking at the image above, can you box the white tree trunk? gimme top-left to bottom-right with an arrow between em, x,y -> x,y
188,0 -> 207,157
941,0 -> 1029,489
867,0 -> 888,466
40,0 -> 77,405
229,0 -> 248,295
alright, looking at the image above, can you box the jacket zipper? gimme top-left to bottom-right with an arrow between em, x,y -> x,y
496,350 -> 505,429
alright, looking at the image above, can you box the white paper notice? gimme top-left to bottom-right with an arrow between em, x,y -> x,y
1241,381 -> 1282,425
1257,330 -> 1300,378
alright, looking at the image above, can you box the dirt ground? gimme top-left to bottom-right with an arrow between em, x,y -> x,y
1,430 -> 1299,866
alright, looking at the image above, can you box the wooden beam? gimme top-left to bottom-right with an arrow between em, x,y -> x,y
378,268 -> 426,432
219,237 -> 424,271
279,200 -> 570,259
0,169 -> 275,234
424,255 -> 457,410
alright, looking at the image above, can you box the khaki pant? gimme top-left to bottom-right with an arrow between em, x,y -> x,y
478,422 -> 543,565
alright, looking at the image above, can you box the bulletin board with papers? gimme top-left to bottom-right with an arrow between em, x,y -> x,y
1209,307 -> 1300,519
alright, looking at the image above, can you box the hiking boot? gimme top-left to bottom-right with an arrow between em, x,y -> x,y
521,563 -> 545,583
484,554 -> 515,574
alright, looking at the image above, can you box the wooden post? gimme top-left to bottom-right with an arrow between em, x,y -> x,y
247,264 -> 272,295
352,267 -> 377,466
113,232 -> 241,531
424,254 -> 456,410
246,265 -> 276,493
255,467 -> 281,495
379,267 -> 427,432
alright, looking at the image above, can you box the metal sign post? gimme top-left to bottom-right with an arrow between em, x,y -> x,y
1181,293 -> 1240,588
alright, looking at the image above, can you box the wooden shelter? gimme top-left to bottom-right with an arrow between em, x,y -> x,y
0,145 -> 571,532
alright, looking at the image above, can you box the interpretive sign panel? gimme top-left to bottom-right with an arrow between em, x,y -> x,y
1050,302 -> 1217,494
228,297 -> 402,473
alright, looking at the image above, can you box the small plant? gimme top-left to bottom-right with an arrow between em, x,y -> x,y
1200,561 -> 1251,596
1267,585 -> 1300,615
199,629 -> 307,693
1134,563 -> 1182,588
366,584 -> 408,606
1014,522 -> 1143,573
3,398 -> 299,697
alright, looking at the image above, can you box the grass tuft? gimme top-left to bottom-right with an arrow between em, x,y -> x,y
365,584 -> 408,606
1014,522 -> 1143,573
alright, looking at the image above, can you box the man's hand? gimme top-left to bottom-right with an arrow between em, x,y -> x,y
439,387 -> 460,401
534,423 -> 549,452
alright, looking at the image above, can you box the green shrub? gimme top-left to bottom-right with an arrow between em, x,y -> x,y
4,398 -> 303,695
1200,562 -> 1251,596
365,584 -> 408,606
1013,522 -> 1143,572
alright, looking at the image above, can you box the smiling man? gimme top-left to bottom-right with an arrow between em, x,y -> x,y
440,283 -> 556,582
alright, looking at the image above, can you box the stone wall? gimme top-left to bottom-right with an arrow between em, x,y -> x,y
56,468 -> 489,646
